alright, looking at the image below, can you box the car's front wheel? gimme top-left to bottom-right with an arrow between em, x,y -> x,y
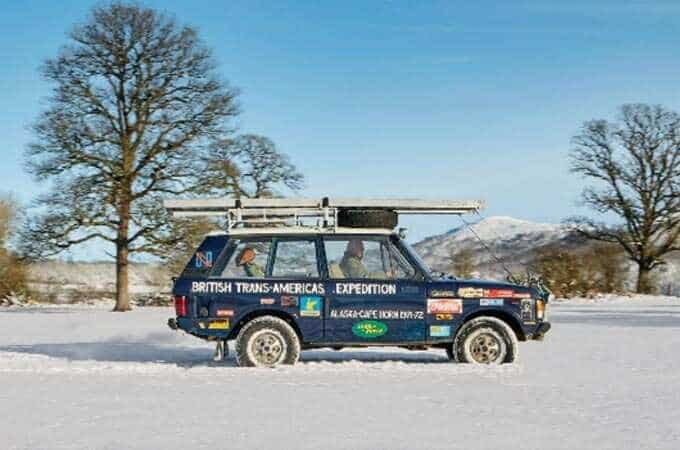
235,316 -> 300,367
448,317 -> 518,364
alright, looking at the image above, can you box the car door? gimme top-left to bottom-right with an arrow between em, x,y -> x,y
322,236 -> 426,343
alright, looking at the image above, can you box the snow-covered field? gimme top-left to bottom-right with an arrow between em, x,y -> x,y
1,297 -> 679,450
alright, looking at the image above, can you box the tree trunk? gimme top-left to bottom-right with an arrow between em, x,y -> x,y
114,243 -> 130,311
635,264 -> 654,294
113,197 -> 131,312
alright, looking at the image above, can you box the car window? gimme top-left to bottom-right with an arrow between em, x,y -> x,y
324,237 -> 389,280
218,239 -> 272,278
325,237 -> 419,280
271,240 -> 319,278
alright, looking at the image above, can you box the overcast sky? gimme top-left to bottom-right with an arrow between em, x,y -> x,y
1,0 -> 679,259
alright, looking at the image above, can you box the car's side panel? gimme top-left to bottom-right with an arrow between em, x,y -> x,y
323,280 -> 426,343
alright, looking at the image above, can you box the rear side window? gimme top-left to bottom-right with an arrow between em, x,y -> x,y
217,239 -> 272,279
271,239 -> 319,278
181,235 -> 229,278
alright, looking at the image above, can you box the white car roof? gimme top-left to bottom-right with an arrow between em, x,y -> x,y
206,227 -> 396,237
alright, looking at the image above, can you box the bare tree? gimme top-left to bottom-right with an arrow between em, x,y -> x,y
205,134 -> 304,198
23,3 -> 239,310
569,104 -> 680,293
155,135 -> 304,274
450,247 -> 475,279
1,194 -> 27,299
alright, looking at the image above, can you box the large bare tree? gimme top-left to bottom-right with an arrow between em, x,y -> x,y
569,104 -> 680,293
24,3 -> 239,310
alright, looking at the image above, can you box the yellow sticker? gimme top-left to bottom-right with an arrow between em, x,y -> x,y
208,320 -> 229,330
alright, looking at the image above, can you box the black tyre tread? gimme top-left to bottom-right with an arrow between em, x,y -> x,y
234,316 -> 301,367
450,316 -> 518,364
337,209 -> 398,229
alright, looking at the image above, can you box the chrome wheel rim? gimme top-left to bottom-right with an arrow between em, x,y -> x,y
469,332 -> 502,364
251,331 -> 285,366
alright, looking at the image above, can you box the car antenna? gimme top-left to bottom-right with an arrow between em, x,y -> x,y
457,213 -> 517,281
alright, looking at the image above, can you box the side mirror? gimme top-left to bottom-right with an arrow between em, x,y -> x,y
398,227 -> 408,239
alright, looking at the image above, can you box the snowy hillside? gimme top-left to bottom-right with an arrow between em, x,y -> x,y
414,216 -> 680,291
414,216 -> 579,275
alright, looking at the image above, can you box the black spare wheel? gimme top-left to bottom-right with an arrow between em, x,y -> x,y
337,209 -> 398,229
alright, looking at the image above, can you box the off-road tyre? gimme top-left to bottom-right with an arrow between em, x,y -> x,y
337,209 -> 398,229
448,316 -> 518,364
235,316 -> 300,367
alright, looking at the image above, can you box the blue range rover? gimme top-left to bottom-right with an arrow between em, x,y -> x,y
167,221 -> 551,367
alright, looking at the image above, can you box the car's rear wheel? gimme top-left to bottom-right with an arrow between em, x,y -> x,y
448,317 -> 518,364
235,316 -> 300,367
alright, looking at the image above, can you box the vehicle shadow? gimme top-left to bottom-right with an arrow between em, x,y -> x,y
0,341 -> 449,367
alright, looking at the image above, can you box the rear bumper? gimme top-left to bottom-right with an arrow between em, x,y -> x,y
530,322 -> 551,341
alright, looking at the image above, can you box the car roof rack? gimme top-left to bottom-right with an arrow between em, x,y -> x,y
164,197 -> 484,230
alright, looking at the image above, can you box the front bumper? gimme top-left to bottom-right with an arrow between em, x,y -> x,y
531,322 -> 551,341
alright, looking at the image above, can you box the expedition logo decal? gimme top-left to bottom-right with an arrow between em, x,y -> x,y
352,320 -> 388,338
427,298 -> 462,315
195,251 -> 213,268
480,298 -> 503,307
330,309 -> 424,320
300,296 -> 322,317
207,319 -> 229,330
429,325 -> 451,337
334,283 -> 397,296
457,287 -> 485,298
191,281 -> 325,295
281,295 -> 299,307
429,289 -> 456,298
485,289 -> 514,298
458,287 -> 526,299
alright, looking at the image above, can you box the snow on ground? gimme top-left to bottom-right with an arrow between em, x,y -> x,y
1,297 -> 680,450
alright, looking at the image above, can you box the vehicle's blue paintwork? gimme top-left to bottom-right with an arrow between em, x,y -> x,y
171,233 -> 550,345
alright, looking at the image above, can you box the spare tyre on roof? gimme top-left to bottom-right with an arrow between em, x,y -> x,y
337,209 -> 398,229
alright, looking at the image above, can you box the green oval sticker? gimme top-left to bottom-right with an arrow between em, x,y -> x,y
352,320 -> 388,338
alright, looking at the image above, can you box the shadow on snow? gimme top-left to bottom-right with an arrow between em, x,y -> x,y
0,341 -> 449,368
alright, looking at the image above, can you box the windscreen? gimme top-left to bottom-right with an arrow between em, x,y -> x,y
395,237 -> 432,279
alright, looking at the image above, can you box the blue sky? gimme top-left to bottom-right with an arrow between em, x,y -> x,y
1,0 -> 679,258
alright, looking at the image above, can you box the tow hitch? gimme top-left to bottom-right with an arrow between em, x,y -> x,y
167,318 -> 178,330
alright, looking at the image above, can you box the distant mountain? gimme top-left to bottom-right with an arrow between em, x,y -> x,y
413,216 -> 679,293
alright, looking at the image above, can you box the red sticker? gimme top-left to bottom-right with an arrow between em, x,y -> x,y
427,299 -> 462,314
484,289 -> 514,298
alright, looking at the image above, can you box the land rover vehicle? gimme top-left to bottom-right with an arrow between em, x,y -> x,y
165,198 -> 551,367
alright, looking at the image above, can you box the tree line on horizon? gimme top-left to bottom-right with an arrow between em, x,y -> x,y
1,2 -> 678,307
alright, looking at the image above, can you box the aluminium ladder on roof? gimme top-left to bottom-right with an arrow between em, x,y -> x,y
163,197 -> 484,229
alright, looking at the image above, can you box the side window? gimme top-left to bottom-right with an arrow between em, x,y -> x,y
324,237 -> 418,280
218,240 -> 272,278
324,238 -> 388,280
271,240 -> 319,278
